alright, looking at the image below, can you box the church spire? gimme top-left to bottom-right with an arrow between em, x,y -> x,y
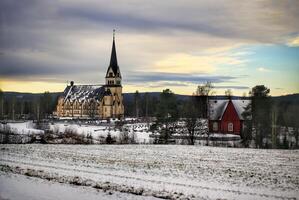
109,29 -> 118,74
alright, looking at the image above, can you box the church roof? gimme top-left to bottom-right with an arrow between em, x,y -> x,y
107,31 -> 120,76
62,85 -> 111,103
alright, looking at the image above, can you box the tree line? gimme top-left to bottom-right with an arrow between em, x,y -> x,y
0,90 -> 57,121
1,86 -> 298,148
242,85 -> 299,149
125,85 -> 298,148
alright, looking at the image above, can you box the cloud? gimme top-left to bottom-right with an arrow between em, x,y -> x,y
147,82 -> 189,88
0,0 -> 298,94
124,72 -> 245,91
126,72 -> 235,85
151,52 -> 247,74
257,67 -> 271,72
287,36 -> 299,47
214,85 -> 250,90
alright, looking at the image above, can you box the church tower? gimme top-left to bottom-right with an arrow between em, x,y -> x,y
103,30 -> 124,119
105,30 -> 122,86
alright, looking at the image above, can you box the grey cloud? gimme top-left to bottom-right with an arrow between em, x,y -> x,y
147,82 -> 189,88
214,86 -> 250,90
57,0 -> 299,42
125,72 -> 235,84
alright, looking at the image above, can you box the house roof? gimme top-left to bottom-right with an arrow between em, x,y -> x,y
209,99 -> 250,120
62,85 -> 110,103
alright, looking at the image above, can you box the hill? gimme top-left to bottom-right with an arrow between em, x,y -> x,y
2,91 -> 299,103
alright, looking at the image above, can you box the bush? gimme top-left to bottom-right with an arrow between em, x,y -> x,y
106,133 -> 113,144
0,124 -> 12,143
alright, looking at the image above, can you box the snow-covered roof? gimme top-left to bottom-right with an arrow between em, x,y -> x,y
62,85 -> 110,103
209,100 -> 228,120
209,99 -> 250,120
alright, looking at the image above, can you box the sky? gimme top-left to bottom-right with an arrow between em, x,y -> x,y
0,0 -> 298,96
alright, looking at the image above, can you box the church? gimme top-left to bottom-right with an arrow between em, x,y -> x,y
54,32 -> 124,119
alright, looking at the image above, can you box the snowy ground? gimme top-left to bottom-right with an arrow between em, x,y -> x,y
0,121 -> 152,143
0,145 -> 298,199
0,172 -> 157,200
49,122 -> 152,143
0,121 -> 44,135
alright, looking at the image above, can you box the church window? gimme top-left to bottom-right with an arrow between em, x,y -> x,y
109,72 -> 113,77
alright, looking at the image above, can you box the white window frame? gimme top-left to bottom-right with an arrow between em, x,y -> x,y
228,122 -> 233,132
213,122 -> 218,131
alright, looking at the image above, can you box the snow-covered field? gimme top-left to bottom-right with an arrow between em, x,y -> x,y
0,144 -> 298,199
0,172 -> 157,200
0,121 -> 44,135
0,121 -> 152,143
49,122 -> 152,143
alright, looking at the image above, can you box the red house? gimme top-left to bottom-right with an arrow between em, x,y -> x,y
208,99 -> 250,135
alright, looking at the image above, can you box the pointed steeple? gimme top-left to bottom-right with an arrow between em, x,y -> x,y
109,29 -> 119,75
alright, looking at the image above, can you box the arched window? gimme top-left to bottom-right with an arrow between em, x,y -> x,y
228,123 -> 233,132
213,122 -> 218,131
109,72 -> 113,77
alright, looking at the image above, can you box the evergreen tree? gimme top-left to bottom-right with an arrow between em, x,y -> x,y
37,91 -> 53,119
106,133 -> 113,144
134,90 -> 140,118
241,103 -> 252,147
144,92 -> 149,119
283,104 -> 299,148
155,89 -> 178,143
251,85 -> 272,148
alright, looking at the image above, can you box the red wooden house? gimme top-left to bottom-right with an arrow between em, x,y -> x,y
208,99 -> 250,135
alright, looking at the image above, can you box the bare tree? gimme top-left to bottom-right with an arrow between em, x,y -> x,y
225,89 -> 233,97
183,96 -> 209,145
88,99 -> 97,119
129,129 -> 137,144
194,81 -> 214,96
0,89 -> 3,119
119,127 -> 129,144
